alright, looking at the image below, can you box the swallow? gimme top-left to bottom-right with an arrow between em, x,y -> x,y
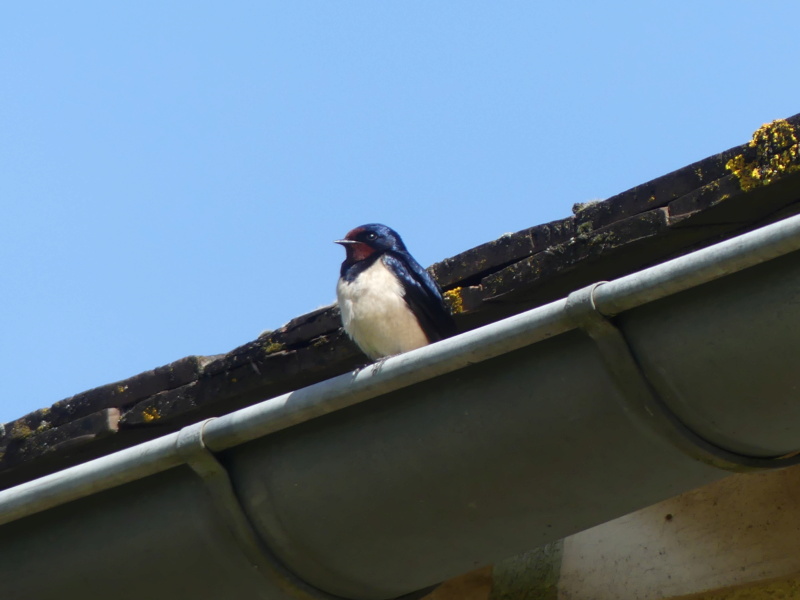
335,223 -> 456,360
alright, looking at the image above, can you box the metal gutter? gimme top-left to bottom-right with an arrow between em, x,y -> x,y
2,212 -> 800,600
4,212 -> 800,524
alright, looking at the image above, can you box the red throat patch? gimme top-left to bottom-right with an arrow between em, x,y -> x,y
347,242 -> 376,262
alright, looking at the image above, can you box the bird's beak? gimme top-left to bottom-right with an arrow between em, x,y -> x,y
334,239 -> 357,245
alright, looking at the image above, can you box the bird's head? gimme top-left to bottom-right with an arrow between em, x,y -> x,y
335,223 -> 407,262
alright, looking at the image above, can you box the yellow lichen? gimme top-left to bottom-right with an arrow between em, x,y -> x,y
725,154 -> 759,191
263,341 -> 286,354
116,385 -> 128,394
141,406 -> 161,422
726,118 -> 800,191
444,287 -> 464,314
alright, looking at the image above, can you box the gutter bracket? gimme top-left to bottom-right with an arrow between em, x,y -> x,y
565,283 -> 800,473
175,420 -> 341,600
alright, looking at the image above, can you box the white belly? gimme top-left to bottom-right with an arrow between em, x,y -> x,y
336,259 -> 430,360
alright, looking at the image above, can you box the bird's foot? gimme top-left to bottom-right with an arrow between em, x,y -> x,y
370,356 -> 391,375
351,355 -> 394,378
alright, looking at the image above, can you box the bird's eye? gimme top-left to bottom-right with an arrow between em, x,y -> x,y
366,232 -> 377,241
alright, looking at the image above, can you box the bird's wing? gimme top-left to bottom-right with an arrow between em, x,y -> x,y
383,253 -> 456,342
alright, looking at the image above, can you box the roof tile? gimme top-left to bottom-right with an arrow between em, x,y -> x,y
3,112 -> 799,489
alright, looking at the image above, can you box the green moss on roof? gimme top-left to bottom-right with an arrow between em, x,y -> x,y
262,341 -> 286,354
10,423 -> 33,440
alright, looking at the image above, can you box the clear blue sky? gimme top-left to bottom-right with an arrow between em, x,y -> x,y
2,3 -> 799,424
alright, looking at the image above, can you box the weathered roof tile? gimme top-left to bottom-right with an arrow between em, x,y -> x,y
430,216 -> 578,290
1,408 -> 120,472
